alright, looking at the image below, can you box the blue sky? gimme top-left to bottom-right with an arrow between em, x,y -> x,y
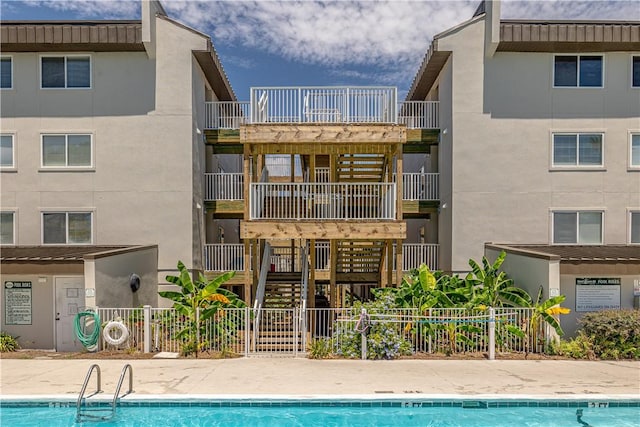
1,1 -> 638,100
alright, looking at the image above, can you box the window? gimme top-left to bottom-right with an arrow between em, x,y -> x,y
1,134 -> 14,168
631,134 -> 640,168
0,56 -> 12,89
41,134 -> 92,168
631,212 -> 640,244
553,211 -> 602,244
41,55 -> 91,88
42,212 -> 92,244
552,133 -> 603,167
633,56 -> 640,88
0,212 -> 14,245
554,55 -> 603,87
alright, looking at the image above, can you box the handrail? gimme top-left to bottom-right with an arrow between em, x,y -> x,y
76,364 -> 102,421
252,242 -> 272,351
111,364 -> 133,415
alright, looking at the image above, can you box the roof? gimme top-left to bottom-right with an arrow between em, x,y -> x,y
486,244 -> 640,263
0,21 -> 145,52
407,18 -> 640,101
0,246 -> 144,262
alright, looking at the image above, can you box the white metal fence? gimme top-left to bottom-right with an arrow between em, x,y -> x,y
96,306 -> 547,358
250,182 -> 396,220
202,242 -> 436,272
205,101 -> 250,129
250,86 -> 397,125
204,94 -> 439,129
397,101 -> 439,129
204,173 -> 243,201
402,173 -> 439,201
204,243 -> 246,271
396,243 -> 439,271
204,172 -> 439,202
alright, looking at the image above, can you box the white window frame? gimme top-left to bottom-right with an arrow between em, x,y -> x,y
39,54 -> 92,89
0,55 -> 13,90
552,54 -> 604,88
629,209 -> 640,245
0,210 -> 16,246
40,133 -> 93,169
1,133 -> 15,170
632,55 -> 640,88
41,210 -> 94,245
551,210 -> 604,245
551,132 -> 605,169
630,132 -> 640,170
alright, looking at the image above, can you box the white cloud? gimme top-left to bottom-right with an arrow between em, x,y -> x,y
13,0 -> 640,88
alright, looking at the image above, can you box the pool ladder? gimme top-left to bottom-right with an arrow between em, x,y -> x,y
76,364 -> 134,423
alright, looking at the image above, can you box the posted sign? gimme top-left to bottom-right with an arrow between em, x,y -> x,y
4,281 -> 33,325
575,278 -> 621,312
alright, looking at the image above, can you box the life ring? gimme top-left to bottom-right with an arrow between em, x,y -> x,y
102,321 -> 129,346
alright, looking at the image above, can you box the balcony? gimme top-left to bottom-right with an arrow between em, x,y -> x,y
250,182 -> 396,220
204,86 -> 439,130
204,172 -> 439,203
204,242 -> 438,272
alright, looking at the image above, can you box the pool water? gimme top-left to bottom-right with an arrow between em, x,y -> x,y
1,402 -> 639,427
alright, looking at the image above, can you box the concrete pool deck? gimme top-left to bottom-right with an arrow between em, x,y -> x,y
1,358 -> 639,398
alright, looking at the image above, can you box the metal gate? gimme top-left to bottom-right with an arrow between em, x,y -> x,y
251,308 -> 304,356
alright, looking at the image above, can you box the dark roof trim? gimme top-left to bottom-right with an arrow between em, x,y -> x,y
157,15 -> 235,101
0,21 -> 144,52
499,21 -> 640,51
486,243 -> 640,263
405,40 -> 450,101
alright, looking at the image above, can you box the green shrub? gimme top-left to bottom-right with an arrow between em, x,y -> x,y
0,331 -> 20,352
307,338 -> 333,359
550,333 -> 596,360
556,310 -> 640,360
335,294 -> 412,360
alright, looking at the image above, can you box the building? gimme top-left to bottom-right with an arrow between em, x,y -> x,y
0,0 -> 237,349
406,0 -> 640,335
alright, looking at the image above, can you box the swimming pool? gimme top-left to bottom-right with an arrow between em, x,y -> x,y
1,399 -> 639,426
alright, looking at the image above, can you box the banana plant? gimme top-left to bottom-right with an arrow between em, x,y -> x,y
158,261 -> 245,357
508,285 -> 570,355
464,251 -> 531,308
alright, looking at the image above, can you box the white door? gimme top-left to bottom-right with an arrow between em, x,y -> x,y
55,276 -> 84,352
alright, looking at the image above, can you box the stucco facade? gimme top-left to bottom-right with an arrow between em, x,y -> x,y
408,2 -> 640,274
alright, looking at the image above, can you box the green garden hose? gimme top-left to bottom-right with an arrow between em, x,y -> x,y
74,310 -> 101,351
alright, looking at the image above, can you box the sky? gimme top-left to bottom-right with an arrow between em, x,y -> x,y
1,0 -> 639,100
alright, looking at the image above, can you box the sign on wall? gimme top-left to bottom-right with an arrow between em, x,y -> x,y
575,278 -> 621,312
4,281 -> 33,325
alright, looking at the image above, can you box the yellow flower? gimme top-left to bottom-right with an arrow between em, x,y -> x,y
404,322 -> 413,333
208,294 -> 230,304
477,304 -> 487,311
546,306 -> 571,315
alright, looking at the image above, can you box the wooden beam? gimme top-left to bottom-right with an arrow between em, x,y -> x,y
405,129 -> 440,145
335,272 -> 379,283
205,201 -> 244,217
243,147 -> 251,220
309,238 -> 316,309
240,221 -> 406,239
386,240 -> 393,288
330,239 -> 337,308
395,238 -> 403,287
396,145 -> 403,220
242,124 -> 406,144
243,240 -> 251,305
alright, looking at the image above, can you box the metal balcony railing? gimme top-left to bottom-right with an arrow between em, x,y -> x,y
203,242 -> 438,272
204,243 -> 246,271
204,172 -> 439,202
250,182 -> 396,220
203,87 -> 439,130
402,173 -> 439,201
204,173 -> 243,201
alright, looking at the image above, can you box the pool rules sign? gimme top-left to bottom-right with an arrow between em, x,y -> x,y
575,278 -> 621,312
4,281 -> 32,325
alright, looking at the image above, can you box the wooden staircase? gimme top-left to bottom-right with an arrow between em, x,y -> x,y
336,154 -> 386,182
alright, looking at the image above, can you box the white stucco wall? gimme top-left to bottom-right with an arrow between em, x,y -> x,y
0,16 -> 220,286
434,16 -> 640,273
